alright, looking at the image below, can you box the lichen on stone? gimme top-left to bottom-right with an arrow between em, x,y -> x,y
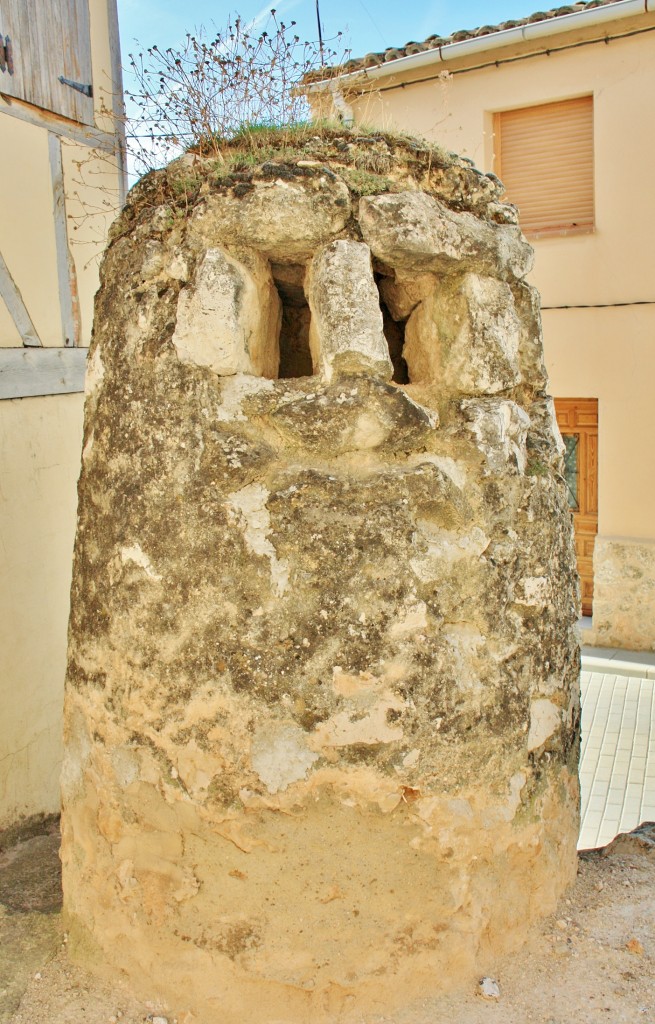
62,126 -> 580,1024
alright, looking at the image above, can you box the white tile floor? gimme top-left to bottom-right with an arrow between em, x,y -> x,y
578,647 -> 655,849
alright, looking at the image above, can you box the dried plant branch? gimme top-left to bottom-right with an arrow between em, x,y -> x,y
125,11 -> 349,176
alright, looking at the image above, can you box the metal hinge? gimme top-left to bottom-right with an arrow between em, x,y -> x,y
58,75 -> 93,98
0,35 -> 14,75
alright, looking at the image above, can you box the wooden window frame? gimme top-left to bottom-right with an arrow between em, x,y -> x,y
554,397 -> 598,617
493,95 -> 595,240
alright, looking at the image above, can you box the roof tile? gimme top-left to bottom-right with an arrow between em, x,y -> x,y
342,0 -> 624,73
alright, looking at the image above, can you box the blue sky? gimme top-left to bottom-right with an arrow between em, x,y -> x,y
117,0 -> 544,63
117,0 -> 545,175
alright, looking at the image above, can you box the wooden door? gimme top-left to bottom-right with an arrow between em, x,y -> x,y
0,0 -> 93,125
554,398 -> 598,616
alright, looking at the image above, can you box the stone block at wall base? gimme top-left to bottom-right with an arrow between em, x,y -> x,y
589,537 -> 655,652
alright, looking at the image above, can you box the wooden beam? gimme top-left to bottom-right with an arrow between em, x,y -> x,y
48,132 -> 81,347
0,249 -> 42,347
0,90 -> 117,152
0,347 -> 87,399
106,0 -> 128,206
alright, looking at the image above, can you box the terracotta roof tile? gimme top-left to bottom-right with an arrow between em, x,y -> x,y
343,0 -> 623,73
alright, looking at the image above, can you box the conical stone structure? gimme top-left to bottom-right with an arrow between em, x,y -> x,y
62,129 -> 580,1023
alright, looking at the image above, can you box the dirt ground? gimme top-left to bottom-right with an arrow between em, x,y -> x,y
1,818 -> 654,1024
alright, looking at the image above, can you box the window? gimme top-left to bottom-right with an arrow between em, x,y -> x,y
493,96 -> 594,238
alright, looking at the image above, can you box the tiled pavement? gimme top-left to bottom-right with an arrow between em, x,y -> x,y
578,645 -> 655,850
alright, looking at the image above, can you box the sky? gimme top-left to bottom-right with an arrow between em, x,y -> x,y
116,0 -> 546,175
117,0 -> 545,65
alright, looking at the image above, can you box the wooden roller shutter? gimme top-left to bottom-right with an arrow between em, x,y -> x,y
494,96 -> 594,237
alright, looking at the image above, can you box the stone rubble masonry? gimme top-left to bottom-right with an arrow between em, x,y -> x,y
403,274 -> 521,395
171,247 -> 281,378
188,176 -> 353,262
62,131 -> 581,1024
591,537 -> 655,651
306,240 -> 392,382
358,190 -> 534,281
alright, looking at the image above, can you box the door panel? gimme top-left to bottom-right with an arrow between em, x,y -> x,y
555,398 -> 598,617
586,433 -> 598,514
0,0 -> 93,125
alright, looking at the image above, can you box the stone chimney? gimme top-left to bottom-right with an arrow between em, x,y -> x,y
62,130 -> 580,1023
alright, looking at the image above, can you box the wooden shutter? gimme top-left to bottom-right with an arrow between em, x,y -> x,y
494,96 -> 594,237
0,0 -> 93,125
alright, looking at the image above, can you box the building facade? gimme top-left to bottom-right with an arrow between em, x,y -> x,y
0,0 -> 125,826
313,0 -> 655,651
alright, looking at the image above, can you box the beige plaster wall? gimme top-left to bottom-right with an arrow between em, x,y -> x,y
0,0 -> 123,825
89,0 -> 120,137
0,117 -> 62,347
0,119 -> 120,349
544,305 -> 654,540
60,138 -> 124,342
0,395 -> 84,822
349,29 -> 655,309
345,21 -> 655,646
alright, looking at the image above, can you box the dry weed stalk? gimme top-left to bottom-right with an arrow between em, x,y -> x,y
126,12 -> 349,174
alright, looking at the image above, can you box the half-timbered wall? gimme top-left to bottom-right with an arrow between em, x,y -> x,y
0,0 -> 125,826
